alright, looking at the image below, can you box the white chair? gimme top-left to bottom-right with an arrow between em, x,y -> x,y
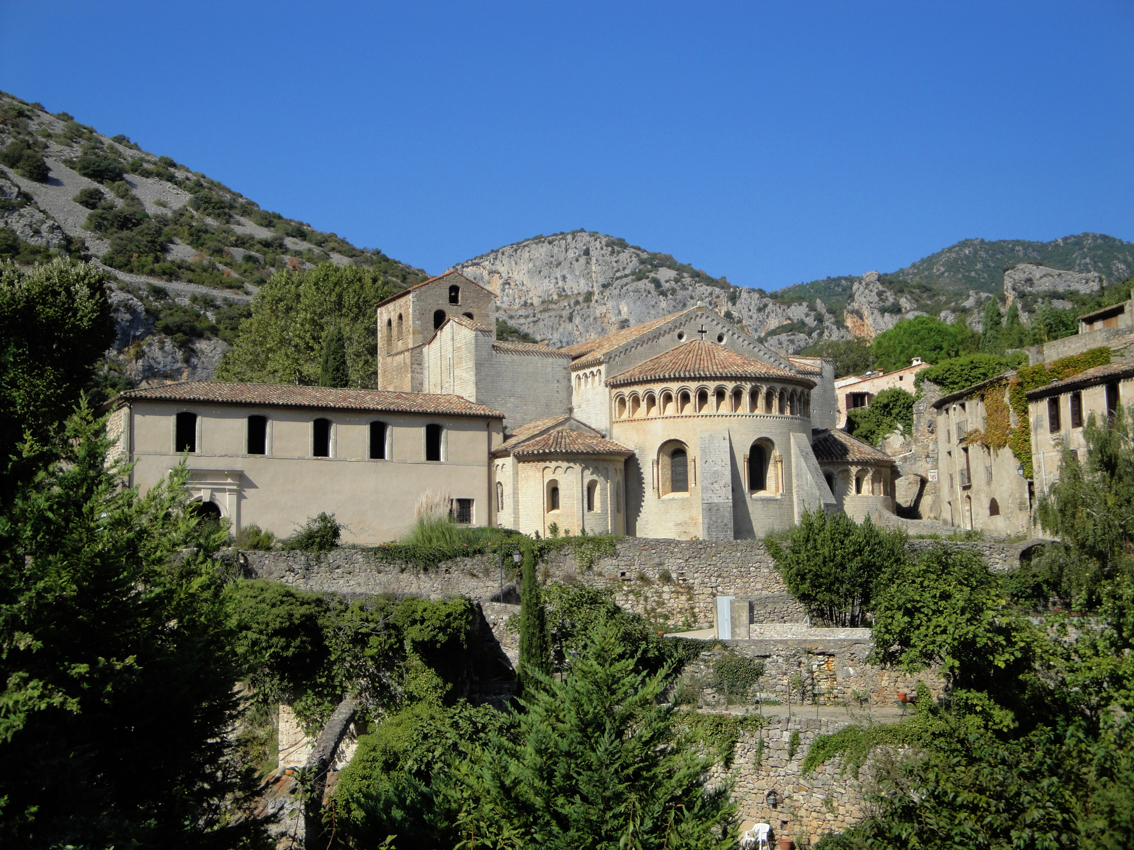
752,823 -> 771,850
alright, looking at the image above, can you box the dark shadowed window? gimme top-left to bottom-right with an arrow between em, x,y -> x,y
434,309 -> 446,329
1048,397 -> 1061,433
670,449 -> 688,493
175,412 -> 197,453
452,498 -> 472,524
748,444 -> 768,491
425,424 -> 443,461
247,415 -> 267,455
1071,392 -> 1083,428
587,480 -> 598,512
313,418 -> 331,457
549,483 -> 560,511
449,284 -> 461,304
369,421 -> 387,459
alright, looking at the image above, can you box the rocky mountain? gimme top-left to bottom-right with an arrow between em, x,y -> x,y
455,231 -> 1134,353
0,90 -> 426,387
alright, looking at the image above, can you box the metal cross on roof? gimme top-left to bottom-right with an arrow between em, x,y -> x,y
697,324 -> 708,340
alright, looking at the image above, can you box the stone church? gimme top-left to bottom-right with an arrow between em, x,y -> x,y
108,271 -> 896,544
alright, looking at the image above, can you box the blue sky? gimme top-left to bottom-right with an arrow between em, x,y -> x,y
2,1 -> 1131,289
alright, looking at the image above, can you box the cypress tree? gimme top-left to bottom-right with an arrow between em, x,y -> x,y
517,541 -> 551,694
318,325 -> 350,387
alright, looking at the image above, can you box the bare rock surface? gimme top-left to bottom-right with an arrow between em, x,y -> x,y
1004,263 -> 1103,308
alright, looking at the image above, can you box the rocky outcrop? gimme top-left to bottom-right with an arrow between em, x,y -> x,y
842,271 -> 927,341
1004,263 -> 1103,309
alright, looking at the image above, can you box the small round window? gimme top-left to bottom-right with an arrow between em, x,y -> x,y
716,333 -> 726,344
677,331 -> 685,341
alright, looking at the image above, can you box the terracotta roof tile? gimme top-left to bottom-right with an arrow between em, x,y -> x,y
500,426 -> 632,458
560,310 -> 694,366
115,381 -> 504,419
811,428 -> 895,464
788,357 -> 824,375
445,314 -> 493,334
492,340 -> 571,358
1024,359 -> 1134,400
497,416 -> 576,452
608,340 -> 809,387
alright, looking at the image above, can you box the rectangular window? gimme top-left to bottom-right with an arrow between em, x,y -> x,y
175,412 -> 197,453
313,418 -> 332,457
1106,382 -> 1120,420
1070,392 -> 1083,428
247,415 -> 267,455
425,424 -> 443,462
1048,397 -> 1061,433
452,498 -> 473,524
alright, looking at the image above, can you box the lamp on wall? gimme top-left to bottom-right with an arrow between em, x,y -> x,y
766,789 -> 779,810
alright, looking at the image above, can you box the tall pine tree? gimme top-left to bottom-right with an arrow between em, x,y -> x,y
517,541 -> 551,695
319,325 -> 350,387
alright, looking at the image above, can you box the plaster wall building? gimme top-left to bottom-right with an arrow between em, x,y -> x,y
834,360 -> 928,427
108,382 -> 504,545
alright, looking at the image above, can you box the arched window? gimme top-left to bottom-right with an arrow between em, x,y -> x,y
855,470 -> 869,495
778,389 -> 787,415
433,309 -> 446,329
697,389 -> 709,412
731,387 -> 743,412
587,480 -> 599,512
716,388 -> 727,411
369,421 -> 388,459
462,311 -> 474,320
765,388 -> 775,414
313,418 -> 332,457
189,500 -> 222,521
748,443 -> 769,492
497,481 -> 504,512
678,390 -> 691,414
247,415 -> 267,455
661,391 -> 674,415
824,472 -> 835,494
629,394 -> 641,418
425,424 -> 443,461
616,396 -> 627,419
449,284 -> 461,304
989,498 -> 1000,516
386,317 -> 393,348
548,480 -> 560,512
644,393 -> 657,417
659,441 -> 690,495
175,412 -> 197,453
397,313 -> 404,339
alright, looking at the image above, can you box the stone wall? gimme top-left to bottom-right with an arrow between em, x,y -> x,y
242,536 -> 1026,629
679,638 -> 943,709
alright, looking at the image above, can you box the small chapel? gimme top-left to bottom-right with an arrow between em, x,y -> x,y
109,270 -> 896,544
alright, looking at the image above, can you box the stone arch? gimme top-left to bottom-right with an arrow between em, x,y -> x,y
678,389 -> 692,414
715,386 -> 728,412
629,393 -> 641,418
747,438 -> 779,494
433,309 -> 446,329
547,479 -> 561,512
731,386 -> 743,413
696,388 -> 710,413
462,311 -> 474,320
644,391 -> 657,417
448,283 -> 461,304
854,468 -> 870,495
989,497 -> 1000,517
658,440 -> 690,496
765,387 -> 776,414
385,317 -> 393,349
749,386 -> 762,413
661,390 -> 675,415
615,394 -> 627,419
586,479 -> 600,512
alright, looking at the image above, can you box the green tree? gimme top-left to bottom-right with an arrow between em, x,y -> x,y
914,353 -> 1023,394
319,325 -> 351,387
1029,406 -> 1134,605
217,263 -> 399,387
0,410 -> 257,848
766,511 -> 907,627
979,299 -> 1004,354
452,622 -> 736,849
798,337 -> 873,377
870,316 -> 964,372
844,386 -> 915,445
0,257 -> 114,503
517,541 -> 552,693
1029,299 -> 1078,344
1003,301 -> 1027,349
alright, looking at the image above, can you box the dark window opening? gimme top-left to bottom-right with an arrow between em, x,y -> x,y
671,449 -> 688,493
1071,392 -> 1083,428
397,313 -> 403,339
452,498 -> 472,524
425,424 -> 443,461
175,412 -> 197,453
1106,382 -> 1120,420
549,485 -> 560,511
748,444 -> 768,491
189,501 -> 221,520
824,472 -> 835,493
497,482 -> 504,512
847,392 -> 872,409
369,421 -> 387,459
587,480 -> 597,512
433,309 -> 446,329
989,498 -> 1000,516
386,318 -> 392,348
247,415 -> 267,455
313,418 -> 331,457
463,311 -> 474,320
448,284 -> 460,305
1048,397 -> 1061,433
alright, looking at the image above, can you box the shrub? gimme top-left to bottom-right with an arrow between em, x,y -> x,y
0,141 -> 48,182
282,512 -> 342,551
75,153 -> 124,183
73,187 -> 106,210
235,523 -> 275,551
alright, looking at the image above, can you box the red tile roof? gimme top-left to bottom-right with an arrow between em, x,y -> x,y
497,427 -> 632,458
788,356 -> 824,375
811,428 -> 895,464
115,381 -> 504,418
608,340 -> 809,387
560,309 -> 694,367
492,340 -> 571,358
375,270 -> 493,308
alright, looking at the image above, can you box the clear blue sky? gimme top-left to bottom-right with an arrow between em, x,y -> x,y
2,1 -> 1131,289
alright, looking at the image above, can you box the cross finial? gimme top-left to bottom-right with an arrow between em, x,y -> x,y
697,324 -> 708,340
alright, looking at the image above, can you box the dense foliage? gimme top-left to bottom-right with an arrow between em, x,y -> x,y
0,412 -> 256,848
318,325 -> 350,387
0,257 -> 114,503
870,315 -> 972,371
844,386 -> 915,445
914,352 -> 1023,393
766,511 -> 907,626
798,337 -> 873,377
217,263 -> 399,387
518,541 -> 552,693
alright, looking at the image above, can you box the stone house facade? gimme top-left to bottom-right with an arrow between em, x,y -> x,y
833,359 -> 927,427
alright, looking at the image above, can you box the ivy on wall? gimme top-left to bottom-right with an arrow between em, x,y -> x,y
956,347 -> 1112,478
